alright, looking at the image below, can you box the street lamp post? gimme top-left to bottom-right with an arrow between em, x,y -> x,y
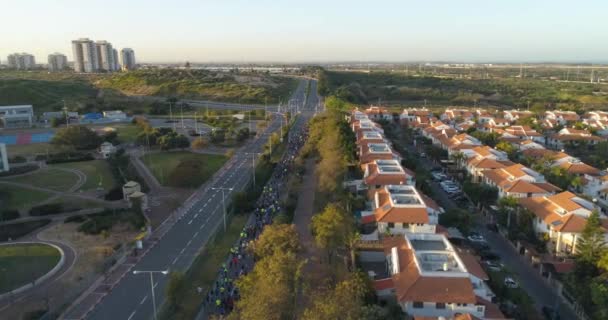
244,153 -> 261,187
62,100 -> 69,128
194,112 -> 198,136
169,101 -> 175,131
211,187 -> 233,231
132,269 -> 169,320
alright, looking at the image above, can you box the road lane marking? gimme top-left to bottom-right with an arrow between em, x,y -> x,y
140,296 -> 148,305
180,248 -> 186,254
128,311 -> 136,320
172,256 -> 179,265
194,213 -> 199,219
188,219 -> 193,225
187,239 -> 192,246
198,208 -> 203,212
194,231 -> 199,238
153,282 -> 158,289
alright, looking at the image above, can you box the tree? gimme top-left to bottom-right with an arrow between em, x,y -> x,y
233,251 -> 303,320
51,125 -> 102,150
167,159 -> 204,188
311,203 -> 354,261
496,141 -> 516,158
302,272 -> 372,320
252,224 -> 300,258
577,210 -> 607,265
439,208 -> 472,234
165,271 -> 185,308
191,137 -> 207,149
209,129 -> 226,144
236,127 -> 250,142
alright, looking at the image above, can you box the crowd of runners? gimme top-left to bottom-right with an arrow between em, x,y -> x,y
203,119 -> 309,317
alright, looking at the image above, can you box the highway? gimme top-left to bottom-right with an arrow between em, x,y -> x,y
84,79 -> 317,320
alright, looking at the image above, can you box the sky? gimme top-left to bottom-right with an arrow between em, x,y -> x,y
1,0 -> 607,63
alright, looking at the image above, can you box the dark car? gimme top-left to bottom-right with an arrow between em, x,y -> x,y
479,250 -> 500,261
542,306 -> 560,320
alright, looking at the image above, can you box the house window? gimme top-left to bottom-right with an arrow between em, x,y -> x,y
477,306 -> 484,313
413,301 -> 423,308
403,223 -> 410,229
388,222 -> 395,228
436,302 -> 446,309
376,185 -> 381,189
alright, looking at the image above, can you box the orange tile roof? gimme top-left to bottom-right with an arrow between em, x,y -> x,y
373,278 -> 394,291
458,250 -> 489,281
558,161 -> 600,176
476,297 -> 506,319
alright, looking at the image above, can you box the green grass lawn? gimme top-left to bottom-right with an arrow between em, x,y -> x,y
0,243 -> 62,293
159,214 -> 248,320
142,152 -> 227,188
3,168 -> 80,192
113,124 -> 141,144
52,160 -> 116,191
0,185 -> 52,211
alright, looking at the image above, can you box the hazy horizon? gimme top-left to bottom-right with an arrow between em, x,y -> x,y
2,0 -> 607,64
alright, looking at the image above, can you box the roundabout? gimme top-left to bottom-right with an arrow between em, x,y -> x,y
0,242 -> 64,296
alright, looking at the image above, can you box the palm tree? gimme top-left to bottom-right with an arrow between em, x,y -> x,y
450,151 -> 466,169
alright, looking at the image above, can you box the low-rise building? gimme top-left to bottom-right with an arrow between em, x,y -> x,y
122,181 -> 141,199
482,163 -> 559,198
519,191 -> 608,255
548,128 -> 604,149
356,130 -> 387,152
501,125 -> 544,143
360,143 -> 400,164
361,233 -> 501,319
364,106 -> 393,121
503,109 -> 534,122
363,185 -> 440,234
103,110 -> 127,120
42,111 -> 79,123
441,108 -> 474,122
544,110 -> 580,125
361,159 -> 415,196
99,142 -> 117,159
400,108 -> 432,125
0,105 -> 34,128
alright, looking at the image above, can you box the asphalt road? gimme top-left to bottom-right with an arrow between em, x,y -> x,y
86,79 -> 316,320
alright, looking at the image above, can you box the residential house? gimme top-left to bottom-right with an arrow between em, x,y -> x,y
476,110 -> 494,124
454,120 -> 476,132
511,139 -> 545,151
352,119 -> 384,135
365,106 -> 393,121
518,191 -> 608,255
357,130 -> 388,154
360,143 -> 401,164
482,164 -> 560,198
548,128 -> 604,149
361,234 -> 501,319
503,109 -> 534,122
400,108 -> 433,125
582,118 -> 608,136
362,185 -> 440,234
361,159 -> 415,196
443,134 -> 482,156
501,125 -> 544,143
544,110 -> 580,125
441,108 -> 474,123
584,111 -> 608,122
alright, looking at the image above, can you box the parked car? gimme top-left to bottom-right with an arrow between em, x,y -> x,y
504,277 -> 519,288
432,172 -> 447,181
420,152 -> 427,158
467,234 -> 486,243
483,261 -> 503,272
542,306 -> 560,320
479,250 -> 500,261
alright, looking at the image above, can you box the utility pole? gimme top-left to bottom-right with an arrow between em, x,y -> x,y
211,187 -> 233,231
169,101 -> 175,131
244,153 -> 260,187
62,100 -> 69,128
132,270 -> 169,320
194,112 -> 198,136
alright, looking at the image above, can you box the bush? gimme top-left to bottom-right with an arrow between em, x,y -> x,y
0,164 -> 38,177
9,155 -> 27,163
64,215 -> 86,223
46,152 -> 94,164
34,154 -> 48,161
29,203 -> 64,216
0,219 -> 51,241
104,186 -> 124,201
0,209 -> 20,221
77,209 -> 145,235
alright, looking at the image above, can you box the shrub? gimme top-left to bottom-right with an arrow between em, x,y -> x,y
9,155 -> 27,163
64,215 -> 86,223
0,209 -> 20,221
46,152 -> 94,164
0,164 -> 38,177
104,186 -> 124,201
29,203 -> 64,216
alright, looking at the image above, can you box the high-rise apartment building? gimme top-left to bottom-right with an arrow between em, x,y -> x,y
72,38 -> 99,73
112,49 -> 119,71
120,48 -> 136,71
7,53 -> 36,70
47,53 -> 68,71
95,40 -> 117,72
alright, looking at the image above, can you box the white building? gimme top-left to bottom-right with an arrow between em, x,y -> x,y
47,53 -> 68,72
7,53 -> 36,70
99,142 -> 117,159
0,143 -> 9,173
103,110 -> 127,120
120,48 -> 136,71
0,105 -> 34,128
72,38 -> 99,73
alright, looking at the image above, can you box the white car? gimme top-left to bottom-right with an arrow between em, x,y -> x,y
504,277 -> 519,288
483,261 -> 503,272
467,234 -> 485,242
